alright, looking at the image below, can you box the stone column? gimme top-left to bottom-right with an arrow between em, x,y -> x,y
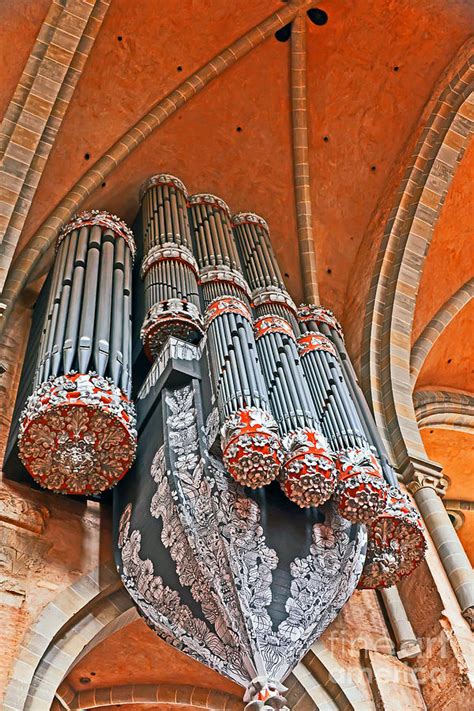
407,460 -> 474,630
380,587 -> 421,660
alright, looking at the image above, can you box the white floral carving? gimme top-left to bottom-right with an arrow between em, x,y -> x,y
118,384 -> 366,686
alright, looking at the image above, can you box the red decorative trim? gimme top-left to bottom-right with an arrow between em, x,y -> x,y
251,287 -> 297,316
205,296 -> 252,327
199,266 -> 251,299
141,244 -> 198,278
297,304 -> 344,340
297,332 -> 337,358
254,315 -> 295,341
232,212 -> 269,232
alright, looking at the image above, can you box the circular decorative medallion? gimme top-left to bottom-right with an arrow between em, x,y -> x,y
18,373 -> 137,495
334,447 -> 388,524
280,428 -> 337,508
221,408 -> 284,488
358,487 -> 426,589
141,299 -> 204,360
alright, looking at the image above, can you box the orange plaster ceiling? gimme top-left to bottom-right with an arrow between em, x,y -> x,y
457,510 -> 474,567
65,617 -> 241,697
421,427 -> 474,563
415,300 -> 474,392
421,428 -> 474,503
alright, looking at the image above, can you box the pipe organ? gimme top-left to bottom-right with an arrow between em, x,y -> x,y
17,211 -> 137,495
8,173 -> 425,593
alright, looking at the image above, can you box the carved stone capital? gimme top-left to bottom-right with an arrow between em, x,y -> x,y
405,456 -> 448,497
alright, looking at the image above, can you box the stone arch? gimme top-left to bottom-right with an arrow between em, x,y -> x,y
288,639 -> 373,710
410,279 -> 473,386
413,389 -> 474,433
53,684 -> 243,710
4,556 -> 373,711
3,560 -> 127,711
361,38 -> 474,480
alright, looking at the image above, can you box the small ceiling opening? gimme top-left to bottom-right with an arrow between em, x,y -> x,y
307,8 -> 328,26
275,23 -> 292,42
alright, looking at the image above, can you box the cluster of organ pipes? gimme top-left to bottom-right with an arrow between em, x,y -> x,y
16,173 -> 426,589
18,211 -> 137,495
137,173 -> 425,589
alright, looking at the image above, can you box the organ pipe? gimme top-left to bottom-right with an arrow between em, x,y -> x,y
233,213 -> 337,507
189,194 -> 283,488
18,211 -> 137,495
139,175 -> 203,359
297,304 -> 425,586
12,170 -> 426,591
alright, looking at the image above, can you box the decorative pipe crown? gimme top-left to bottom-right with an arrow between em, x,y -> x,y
139,173 -> 189,201
188,193 -> 232,219
297,304 -> 344,339
232,212 -> 269,232
56,210 -> 136,261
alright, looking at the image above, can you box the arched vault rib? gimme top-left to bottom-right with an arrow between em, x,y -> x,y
413,389 -> 474,434
361,37 -> 474,480
410,279 -> 473,386
0,0 -> 112,291
0,0 -> 315,335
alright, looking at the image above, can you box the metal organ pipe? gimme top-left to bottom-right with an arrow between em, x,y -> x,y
296,304 -> 425,587
232,213 -> 337,508
139,175 -> 204,360
18,211 -> 137,496
189,194 -> 283,489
